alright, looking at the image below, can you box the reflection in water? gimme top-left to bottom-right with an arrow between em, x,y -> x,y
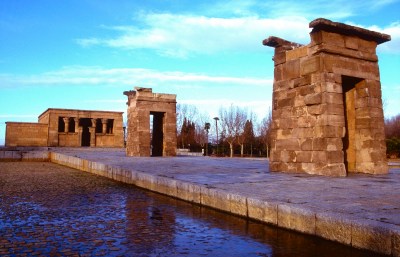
123,186 -> 383,257
124,194 -> 176,254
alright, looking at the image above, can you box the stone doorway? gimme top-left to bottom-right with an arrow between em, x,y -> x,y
342,76 -> 363,173
264,18 -> 389,176
150,112 -> 165,156
124,87 -> 177,157
79,118 -> 91,147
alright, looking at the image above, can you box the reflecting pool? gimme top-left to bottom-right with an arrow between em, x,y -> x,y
0,162 -> 384,256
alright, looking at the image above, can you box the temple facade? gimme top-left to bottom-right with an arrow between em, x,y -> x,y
5,108 -> 124,147
264,18 -> 390,176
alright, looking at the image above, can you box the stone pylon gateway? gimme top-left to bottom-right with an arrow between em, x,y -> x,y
264,18 -> 390,176
124,87 -> 177,157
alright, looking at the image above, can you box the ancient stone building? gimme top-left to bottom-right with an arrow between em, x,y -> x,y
6,108 -> 124,147
124,87 -> 177,157
264,18 -> 390,176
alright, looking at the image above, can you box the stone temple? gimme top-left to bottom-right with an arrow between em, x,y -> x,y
124,87 -> 177,157
5,108 -> 124,147
264,18 -> 390,176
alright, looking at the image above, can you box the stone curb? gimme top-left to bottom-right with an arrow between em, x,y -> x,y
1,150 -> 398,256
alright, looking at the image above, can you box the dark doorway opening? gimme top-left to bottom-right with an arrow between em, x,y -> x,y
58,117 -> 65,132
68,117 -> 75,133
150,112 -> 164,156
95,119 -> 102,133
342,76 -> 364,173
79,118 -> 91,147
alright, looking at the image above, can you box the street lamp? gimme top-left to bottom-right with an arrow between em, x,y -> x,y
213,117 -> 219,156
204,122 -> 210,156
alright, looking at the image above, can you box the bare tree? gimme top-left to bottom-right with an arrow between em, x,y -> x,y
259,110 -> 273,158
385,114 -> 400,138
219,105 -> 247,157
235,107 -> 248,157
194,112 -> 211,152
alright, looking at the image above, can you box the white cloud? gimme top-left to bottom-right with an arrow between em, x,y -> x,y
0,66 -> 272,89
75,0 -> 400,58
373,22 -> 400,54
76,13 -> 310,58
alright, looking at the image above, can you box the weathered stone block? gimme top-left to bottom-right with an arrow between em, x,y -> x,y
274,64 -> 284,81
312,138 -> 326,151
351,220 -> 392,255
300,56 -> 320,76
278,204 -> 316,235
344,36 -> 359,50
276,139 -> 300,151
286,46 -> 308,61
292,127 -> 314,138
321,82 -> 342,93
200,187 -> 230,213
304,93 -> 322,105
273,52 -> 286,66
297,116 -> 317,128
316,212 -> 352,245
314,126 -> 346,138
320,31 -> 345,47
327,151 -> 344,163
311,151 -> 327,162
247,198 -> 278,225
358,38 -> 377,53
176,180 -> 201,204
317,114 -> 345,127
322,92 -> 343,104
296,151 -> 312,162
300,138 -> 313,151
281,150 -> 296,163
276,129 -> 292,139
283,59 -> 301,80
229,193 -> 248,217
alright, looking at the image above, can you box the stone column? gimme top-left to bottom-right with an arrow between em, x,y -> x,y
91,118 -> 97,128
63,117 -> 69,133
73,118 -> 79,133
90,118 -> 96,147
101,119 -> 108,134
78,127 -> 83,146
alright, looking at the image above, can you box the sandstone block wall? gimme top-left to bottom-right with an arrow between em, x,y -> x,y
5,122 -> 48,147
124,87 -> 177,157
264,18 -> 390,176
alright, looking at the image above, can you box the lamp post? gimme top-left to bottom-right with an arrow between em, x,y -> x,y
213,117 -> 219,156
204,122 -> 210,156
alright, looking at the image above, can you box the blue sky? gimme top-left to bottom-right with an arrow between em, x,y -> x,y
1,0 -> 399,145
